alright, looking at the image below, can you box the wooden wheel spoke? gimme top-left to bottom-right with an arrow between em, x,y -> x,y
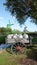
11,43 -> 27,54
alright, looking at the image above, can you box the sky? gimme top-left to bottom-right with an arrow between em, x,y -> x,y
0,0 -> 37,32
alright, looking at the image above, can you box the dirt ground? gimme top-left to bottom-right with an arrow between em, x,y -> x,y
0,49 -> 5,54
18,58 -> 37,65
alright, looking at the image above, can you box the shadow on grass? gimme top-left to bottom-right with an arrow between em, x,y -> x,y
26,47 -> 37,61
6,46 -> 12,54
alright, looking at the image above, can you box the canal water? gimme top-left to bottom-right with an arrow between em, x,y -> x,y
0,43 -> 12,49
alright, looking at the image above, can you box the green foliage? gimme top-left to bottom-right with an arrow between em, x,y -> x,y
0,27 -> 12,35
0,35 -> 6,44
12,29 -> 22,34
32,37 -> 37,42
0,27 -> 12,44
4,0 -> 37,24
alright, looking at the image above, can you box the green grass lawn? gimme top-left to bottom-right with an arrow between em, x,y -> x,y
0,43 -> 37,65
0,50 -> 27,65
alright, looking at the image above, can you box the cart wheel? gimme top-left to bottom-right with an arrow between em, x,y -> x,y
11,42 -> 27,54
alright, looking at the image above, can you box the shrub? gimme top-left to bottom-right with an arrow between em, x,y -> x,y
32,37 -> 37,43
0,35 -> 6,44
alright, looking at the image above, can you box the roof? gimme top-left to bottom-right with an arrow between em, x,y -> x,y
27,33 -> 37,37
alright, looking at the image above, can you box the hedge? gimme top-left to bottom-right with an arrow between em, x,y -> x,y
32,37 -> 37,43
0,35 -> 6,44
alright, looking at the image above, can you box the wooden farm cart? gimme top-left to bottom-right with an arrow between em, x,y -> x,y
5,34 -> 34,54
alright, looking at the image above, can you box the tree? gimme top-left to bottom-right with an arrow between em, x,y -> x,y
4,0 -> 37,25
0,27 -> 12,35
23,25 -> 29,33
24,25 -> 27,32
12,29 -> 21,34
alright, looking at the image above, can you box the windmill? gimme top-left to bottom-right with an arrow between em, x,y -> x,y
7,20 -> 14,28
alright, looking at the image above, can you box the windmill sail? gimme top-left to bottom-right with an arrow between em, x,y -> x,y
7,20 -> 14,28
